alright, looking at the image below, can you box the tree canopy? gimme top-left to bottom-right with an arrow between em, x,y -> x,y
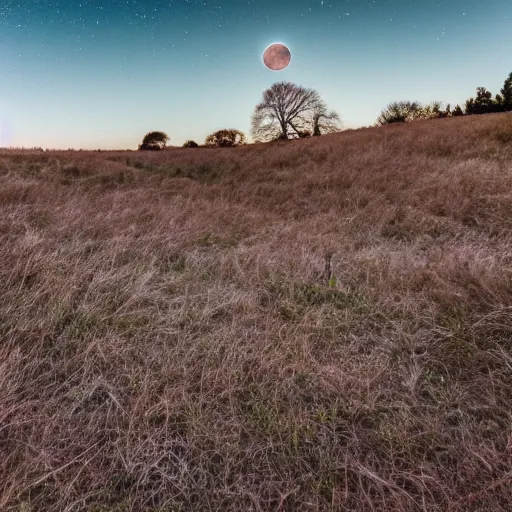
138,131 -> 169,150
251,82 -> 341,142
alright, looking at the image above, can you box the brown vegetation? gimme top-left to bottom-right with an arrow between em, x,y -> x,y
1,113 -> 512,511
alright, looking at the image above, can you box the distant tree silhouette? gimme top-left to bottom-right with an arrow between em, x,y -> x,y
251,82 -> 341,141
429,101 -> 442,118
183,140 -> 199,148
494,95 -> 504,112
465,87 -> 503,115
138,131 -> 169,150
501,72 -> 512,111
474,87 -> 495,114
452,105 -> 464,116
205,129 -> 245,147
465,97 -> 476,115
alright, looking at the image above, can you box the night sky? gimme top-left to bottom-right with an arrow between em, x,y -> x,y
1,0 -> 511,149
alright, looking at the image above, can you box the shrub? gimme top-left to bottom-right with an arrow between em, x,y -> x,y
376,101 -> 421,125
138,131 -> 169,151
205,129 -> 246,147
377,101 -> 454,125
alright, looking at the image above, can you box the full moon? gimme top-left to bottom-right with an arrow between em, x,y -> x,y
263,43 -> 291,71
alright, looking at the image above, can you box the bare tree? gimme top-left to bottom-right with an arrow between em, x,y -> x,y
312,105 -> 342,136
251,82 -> 341,142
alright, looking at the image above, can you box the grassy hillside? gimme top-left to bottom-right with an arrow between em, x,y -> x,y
1,113 -> 512,511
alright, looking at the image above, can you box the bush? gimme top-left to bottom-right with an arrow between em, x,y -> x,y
138,131 -> 169,151
377,101 -> 455,125
205,129 -> 246,147
376,101 -> 421,125
183,140 -> 199,148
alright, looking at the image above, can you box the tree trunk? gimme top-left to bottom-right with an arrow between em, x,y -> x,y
287,120 -> 301,137
279,121 -> 287,139
312,115 -> 321,136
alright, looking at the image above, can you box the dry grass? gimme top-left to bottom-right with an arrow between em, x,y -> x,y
1,113 -> 512,511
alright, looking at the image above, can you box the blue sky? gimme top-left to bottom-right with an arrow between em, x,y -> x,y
1,0 -> 511,149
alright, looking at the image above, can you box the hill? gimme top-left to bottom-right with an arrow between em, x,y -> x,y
1,113 -> 512,511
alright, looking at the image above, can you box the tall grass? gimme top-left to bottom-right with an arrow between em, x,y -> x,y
1,113 -> 512,511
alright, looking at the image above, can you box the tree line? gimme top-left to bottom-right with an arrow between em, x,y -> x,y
138,71 -> 512,149
377,71 -> 512,125
138,82 -> 342,150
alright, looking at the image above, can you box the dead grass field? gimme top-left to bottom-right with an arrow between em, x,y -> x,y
1,113 -> 512,511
